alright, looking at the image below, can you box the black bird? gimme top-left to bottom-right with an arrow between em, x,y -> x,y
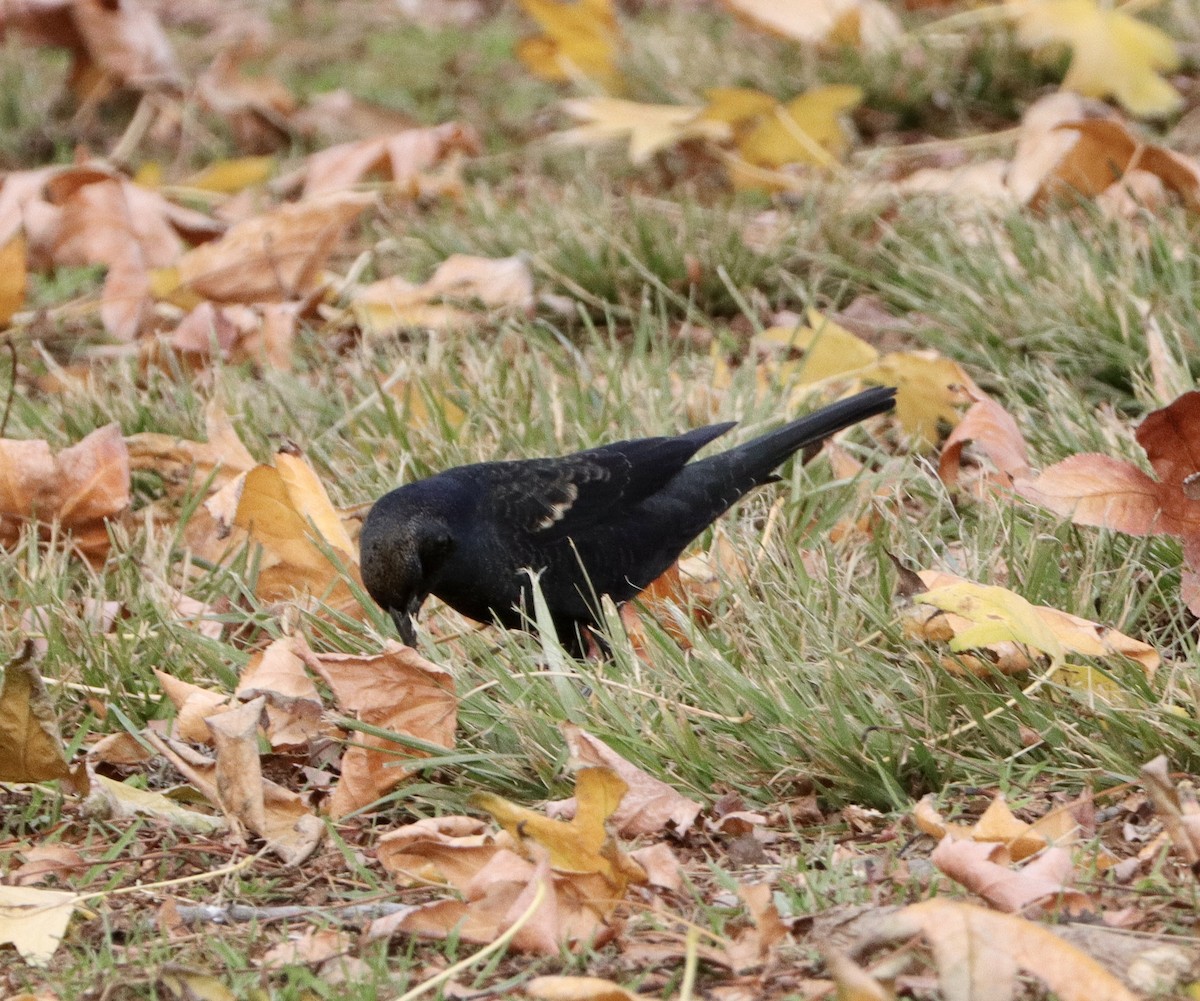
360,386 -> 896,654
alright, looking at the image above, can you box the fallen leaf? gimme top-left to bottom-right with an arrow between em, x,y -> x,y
732,86 -> 863,169
300,641 -> 457,817
0,885 -> 80,967
0,423 -> 131,560
0,233 -> 27,324
300,122 -> 481,198
0,644 -> 85,791
931,839 -> 1090,915
1009,0 -> 1181,117
723,0 -> 901,51
547,724 -> 702,837
516,0 -> 622,90
525,975 -> 642,1000
867,898 -> 1138,1000
1139,755 -> 1200,868
125,401 -> 256,501
169,191 -> 373,302
557,98 -> 730,165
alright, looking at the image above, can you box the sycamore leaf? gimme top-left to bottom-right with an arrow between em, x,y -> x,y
1009,0 -> 1182,117
558,98 -> 730,165
516,0 -> 622,90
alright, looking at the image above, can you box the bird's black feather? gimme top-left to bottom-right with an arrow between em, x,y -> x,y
360,386 -> 896,654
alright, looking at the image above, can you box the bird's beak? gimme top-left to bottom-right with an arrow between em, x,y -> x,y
390,594 -> 424,647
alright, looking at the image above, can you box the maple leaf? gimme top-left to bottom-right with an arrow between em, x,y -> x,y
712,85 -> 863,169
557,98 -> 730,165
1009,0 -> 1182,117
516,0 -> 622,90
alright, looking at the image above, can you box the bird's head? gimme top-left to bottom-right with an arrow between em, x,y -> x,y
359,486 -> 456,646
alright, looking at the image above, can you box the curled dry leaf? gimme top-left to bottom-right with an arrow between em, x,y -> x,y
0,884 -> 80,968
863,898 -> 1138,1001
938,390 -> 1032,491
547,723 -> 701,837
1139,755 -> 1200,868
235,636 -> 326,749
299,640 -> 456,817
931,839 -> 1091,916
301,122 -> 482,198
0,423 -> 130,560
126,401 -> 255,501
913,793 -> 1084,862
170,191 -> 373,303
351,253 -> 534,336
0,644 -> 88,793
371,767 -> 653,955
154,670 -> 229,744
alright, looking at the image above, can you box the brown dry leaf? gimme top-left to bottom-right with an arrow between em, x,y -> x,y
376,815 -> 500,886
1139,755 -> 1200,868
524,976 -> 642,1000
195,44 -> 297,154
823,949 -> 894,1001
236,636 -> 325,749
300,641 -> 456,817
154,301 -> 299,371
904,569 -> 1158,678
723,0 -> 901,51
351,254 -> 534,335
200,445 -> 360,611
719,882 -> 789,973
300,122 -> 482,198
913,793 -> 1082,862
160,699 -> 323,864
1,0 -> 181,101
931,839 -> 1090,915
11,845 -> 86,887
0,423 -> 130,560
260,927 -> 353,970
939,391 -> 1033,492
547,724 -> 702,837
155,670 -> 230,744
169,191 -> 373,303
0,644 -> 87,793
126,400 -> 255,501
868,898 -> 1138,1001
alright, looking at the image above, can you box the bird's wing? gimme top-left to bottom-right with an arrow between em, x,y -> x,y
481,423 -> 736,538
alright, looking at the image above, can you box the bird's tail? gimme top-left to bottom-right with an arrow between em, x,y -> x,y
730,385 -> 897,482
670,386 -> 896,524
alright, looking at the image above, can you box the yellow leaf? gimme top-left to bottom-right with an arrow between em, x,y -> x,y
736,85 -> 862,168
757,309 -> 880,383
861,351 -> 972,448
183,156 -> 276,194
517,0 -> 621,90
0,234 -> 26,326
701,87 -> 778,125
558,97 -> 730,165
0,885 -> 80,967
470,767 -> 645,890
274,450 -> 355,556
916,581 -> 1065,666
1009,0 -> 1182,117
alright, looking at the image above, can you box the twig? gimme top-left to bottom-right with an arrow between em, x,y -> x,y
174,901 -> 416,925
